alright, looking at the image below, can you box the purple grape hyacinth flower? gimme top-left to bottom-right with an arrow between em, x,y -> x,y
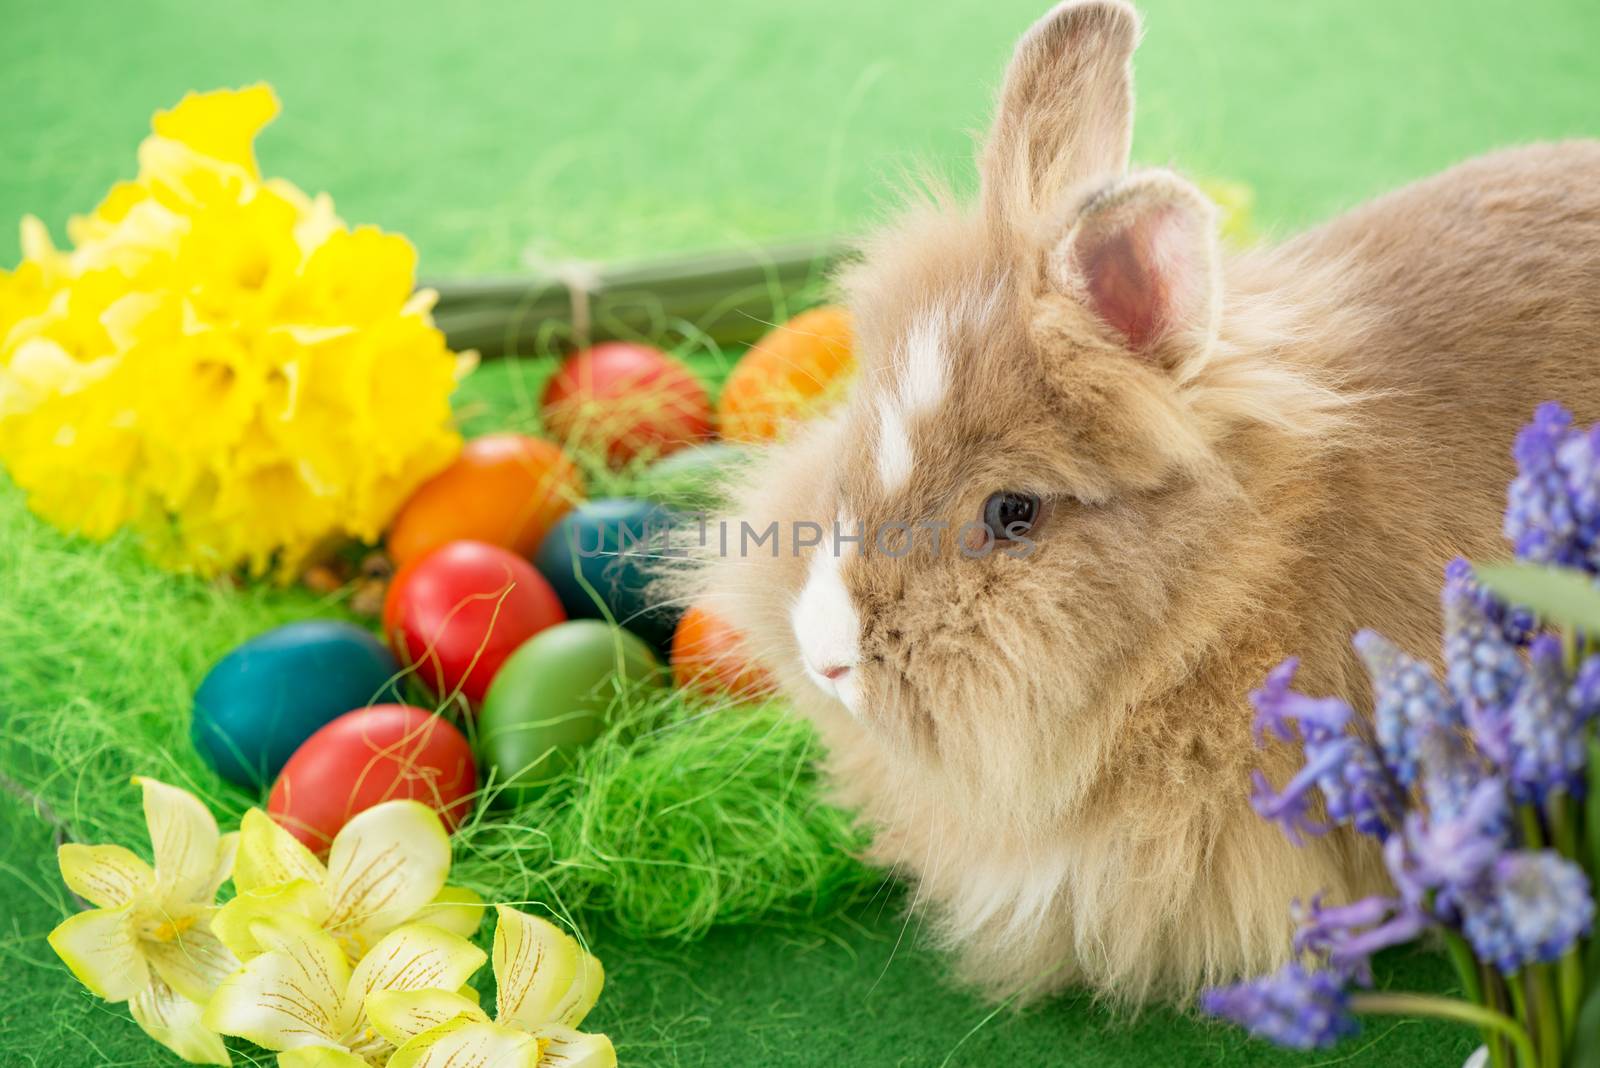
1443,557 -> 1537,648
1573,654 -> 1600,719
1442,563 -> 1528,765
1388,779 -> 1510,917
1200,964 -> 1358,1050
1560,423 -> 1600,568
1458,851 -> 1595,974
1292,893 -> 1428,984
1504,402 -> 1585,567
1505,635 -> 1594,803
1248,659 -> 1402,842
1416,723 -> 1490,823
1352,630 -> 1458,786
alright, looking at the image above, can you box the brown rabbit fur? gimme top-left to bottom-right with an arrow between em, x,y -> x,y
693,0 -> 1600,1004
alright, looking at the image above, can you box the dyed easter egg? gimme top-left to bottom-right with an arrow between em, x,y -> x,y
387,433 -> 584,565
717,306 -> 855,443
383,540 -> 566,706
638,442 -> 749,514
192,621 -> 403,789
477,621 -> 663,803
670,605 -> 776,701
268,704 -> 476,851
540,342 -> 713,466
533,497 -> 684,651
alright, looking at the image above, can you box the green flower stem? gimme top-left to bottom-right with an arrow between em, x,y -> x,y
1526,967 -> 1563,1068
1348,993 -> 1538,1068
1558,949 -> 1583,1042
1442,932 -> 1505,1068
1587,732 -> 1600,874
1519,803 -> 1547,851
1549,792 -> 1580,861
1444,931 -> 1485,1006
1483,966 -> 1515,1068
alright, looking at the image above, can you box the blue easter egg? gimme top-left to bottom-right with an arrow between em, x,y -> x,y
533,498 -> 686,652
192,620 -> 403,789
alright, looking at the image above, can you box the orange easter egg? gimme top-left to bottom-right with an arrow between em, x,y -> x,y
717,306 -> 856,444
670,604 -> 776,701
388,434 -> 583,565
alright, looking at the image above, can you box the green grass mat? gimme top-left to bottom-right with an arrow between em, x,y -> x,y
3,1 -> 1595,274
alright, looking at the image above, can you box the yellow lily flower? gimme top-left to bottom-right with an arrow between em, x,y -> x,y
46,777 -> 239,1065
369,906 -> 615,1068
214,801 -> 483,965
203,914 -> 486,1067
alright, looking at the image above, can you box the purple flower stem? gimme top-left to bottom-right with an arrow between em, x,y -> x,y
1347,993 -> 1537,1068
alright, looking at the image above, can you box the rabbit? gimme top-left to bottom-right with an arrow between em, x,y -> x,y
692,0 -> 1600,1004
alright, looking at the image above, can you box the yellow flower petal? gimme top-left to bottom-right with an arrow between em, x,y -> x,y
346,925 -> 486,1023
19,214 -> 55,260
388,1018 -> 541,1068
210,831 -> 240,900
408,885 -> 485,941
48,904 -> 150,1001
323,801 -> 450,948
144,913 -> 239,1004
134,777 -> 223,907
492,907 -> 604,1031
212,879 -> 331,961
57,843 -> 154,909
276,1048 -> 370,1068
366,988 -> 486,1048
234,809 -> 325,893
203,914 -> 350,1052
532,1025 -> 617,1068
150,85 -> 280,176
128,975 -> 232,1066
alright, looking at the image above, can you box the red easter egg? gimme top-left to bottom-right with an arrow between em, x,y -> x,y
267,704 -> 476,852
541,342 -> 713,466
384,540 -> 566,706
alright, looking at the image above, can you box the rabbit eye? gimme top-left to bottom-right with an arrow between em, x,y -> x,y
981,491 -> 1041,541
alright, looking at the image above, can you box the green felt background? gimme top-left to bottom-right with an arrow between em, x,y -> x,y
2,0 -> 1597,1065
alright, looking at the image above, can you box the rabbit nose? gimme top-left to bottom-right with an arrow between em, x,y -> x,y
820,663 -> 852,681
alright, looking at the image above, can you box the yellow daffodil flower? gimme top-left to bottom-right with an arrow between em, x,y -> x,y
47,777 -> 239,1065
214,802 -> 483,965
204,913 -> 486,1067
369,906 -> 615,1068
0,84 -> 466,580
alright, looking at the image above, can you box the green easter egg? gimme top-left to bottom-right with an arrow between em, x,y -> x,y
638,443 -> 749,513
476,620 -> 663,805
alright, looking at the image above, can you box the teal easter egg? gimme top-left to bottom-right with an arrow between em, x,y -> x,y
533,497 -> 685,651
192,621 -> 403,789
477,620 -> 663,804
638,443 -> 749,513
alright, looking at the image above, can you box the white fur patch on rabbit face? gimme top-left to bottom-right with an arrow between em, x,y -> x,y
871,286 -> 1006,493
875,316 -> 947,491
790,523 -> 863,713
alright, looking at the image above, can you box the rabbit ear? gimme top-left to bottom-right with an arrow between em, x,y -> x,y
1047,169 -> 1221,372
980,0 -> 1140,227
